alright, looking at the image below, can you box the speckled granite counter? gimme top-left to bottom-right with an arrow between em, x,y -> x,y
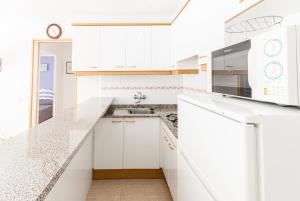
0,97 -> 113,201
104,105 -> 178,138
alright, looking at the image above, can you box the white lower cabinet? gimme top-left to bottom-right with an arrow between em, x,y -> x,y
94,118 -> 124,169
94,118 -> 160,169
178,151 -> 214,201
45,133 -> 93,201
123,118 -> 160,168
168,141 -> 177,201
160,122 -> 178,201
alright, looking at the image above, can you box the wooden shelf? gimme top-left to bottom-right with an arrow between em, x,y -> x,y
73,69 -> 199,76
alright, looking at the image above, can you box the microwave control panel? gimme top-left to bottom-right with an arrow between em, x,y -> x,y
262,30 -> 286,98
250,26 -> 298,105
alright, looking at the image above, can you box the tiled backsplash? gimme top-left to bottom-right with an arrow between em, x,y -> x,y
101,86 -> 182,90
98,75 -> 183,104
78,75 -> 208,105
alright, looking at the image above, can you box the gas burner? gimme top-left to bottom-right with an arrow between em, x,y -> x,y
166,113 -> 178,128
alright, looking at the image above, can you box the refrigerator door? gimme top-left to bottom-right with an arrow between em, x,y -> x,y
258,116 -> 300,201
178,99 -> 258,201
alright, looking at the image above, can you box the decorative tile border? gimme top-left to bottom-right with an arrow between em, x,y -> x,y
100,86 -> 183,90
100,86 -> 208,93
182,87 -> 207,93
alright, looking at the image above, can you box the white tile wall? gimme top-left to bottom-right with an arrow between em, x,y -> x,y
98,75 -> 183,104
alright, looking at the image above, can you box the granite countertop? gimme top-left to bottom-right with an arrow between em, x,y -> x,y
0,97 -> 113,201
104,105 -> 178,138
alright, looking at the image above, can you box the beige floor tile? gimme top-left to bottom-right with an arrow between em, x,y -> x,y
121,195 -> 158,201
86,179 -> 173,201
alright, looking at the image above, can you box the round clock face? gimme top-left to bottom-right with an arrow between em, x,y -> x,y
46,24 -> 62,39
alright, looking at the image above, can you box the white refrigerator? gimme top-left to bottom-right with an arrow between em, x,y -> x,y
178,93 -> 300,201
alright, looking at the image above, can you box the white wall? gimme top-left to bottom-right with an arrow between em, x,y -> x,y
171,0 -> 237,92
0,18 -> 72,138
3,0 -> 300,138
0,4 -> 183,138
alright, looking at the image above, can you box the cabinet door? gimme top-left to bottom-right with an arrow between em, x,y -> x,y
72,26 -> 100,71
125,26 -> 151,71
99,26 -> 126,71
152,26 -> 171,70
159,124 -> 166,170
168,140 -> 177,201
45,134 -> 93,201
123,118 -> 160,169
160,127 -> 170,178
94,118 -> 124,169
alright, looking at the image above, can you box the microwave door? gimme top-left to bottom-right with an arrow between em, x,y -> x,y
212,40 -> 252,98
213,70 -> 249,97
224,50 -> 252,98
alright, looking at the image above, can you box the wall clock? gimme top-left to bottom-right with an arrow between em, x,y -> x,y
46,24 -> 62,39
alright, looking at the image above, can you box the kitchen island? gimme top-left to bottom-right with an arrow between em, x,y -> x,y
0,98 -> 113,201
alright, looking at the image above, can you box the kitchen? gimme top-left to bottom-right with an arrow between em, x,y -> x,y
1,0 -> 300,201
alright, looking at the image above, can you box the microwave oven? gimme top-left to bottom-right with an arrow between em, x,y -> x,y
210,26 -> 300,106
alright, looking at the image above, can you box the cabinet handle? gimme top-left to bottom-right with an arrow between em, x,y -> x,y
127,65 -> 137,68
168,143 -> 174,150
125,120 -> 136,123
114,66 -> 124,68
164,136 -> 169,142
112,120 -> 122,123
87,66 -> 98,69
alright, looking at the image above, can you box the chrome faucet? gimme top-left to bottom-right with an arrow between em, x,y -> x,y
133,91 -> 146,105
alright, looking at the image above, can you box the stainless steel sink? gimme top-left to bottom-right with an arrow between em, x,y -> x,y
128,108 -> 154,115
113,108 -> 155,116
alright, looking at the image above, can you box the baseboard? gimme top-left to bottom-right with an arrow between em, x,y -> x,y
93,169 -> 165,180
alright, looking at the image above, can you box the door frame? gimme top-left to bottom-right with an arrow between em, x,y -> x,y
29,39 -> 73,128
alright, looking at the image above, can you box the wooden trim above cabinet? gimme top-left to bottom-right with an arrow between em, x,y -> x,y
171,0 -> 191,24
93,169 -> 165,180
72,22 -> 172,26
73,69 -> 199,76
171,69 -> 199,75
225,0 -> 265,23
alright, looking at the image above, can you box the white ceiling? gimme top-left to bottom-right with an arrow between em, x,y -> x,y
2,0 -> 187,21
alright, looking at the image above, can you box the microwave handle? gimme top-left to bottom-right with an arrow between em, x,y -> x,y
248,47 -> 256,89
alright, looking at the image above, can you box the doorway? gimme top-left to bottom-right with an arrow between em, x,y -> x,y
30,40 -> 76,127
38,55 -> 55,123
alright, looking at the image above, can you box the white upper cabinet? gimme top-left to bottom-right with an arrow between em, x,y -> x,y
99,26 -> 126,71
152,26 -> 172,70
72,25 -> 171,71
72,26 -> 100,71
125,26 -> 152,71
